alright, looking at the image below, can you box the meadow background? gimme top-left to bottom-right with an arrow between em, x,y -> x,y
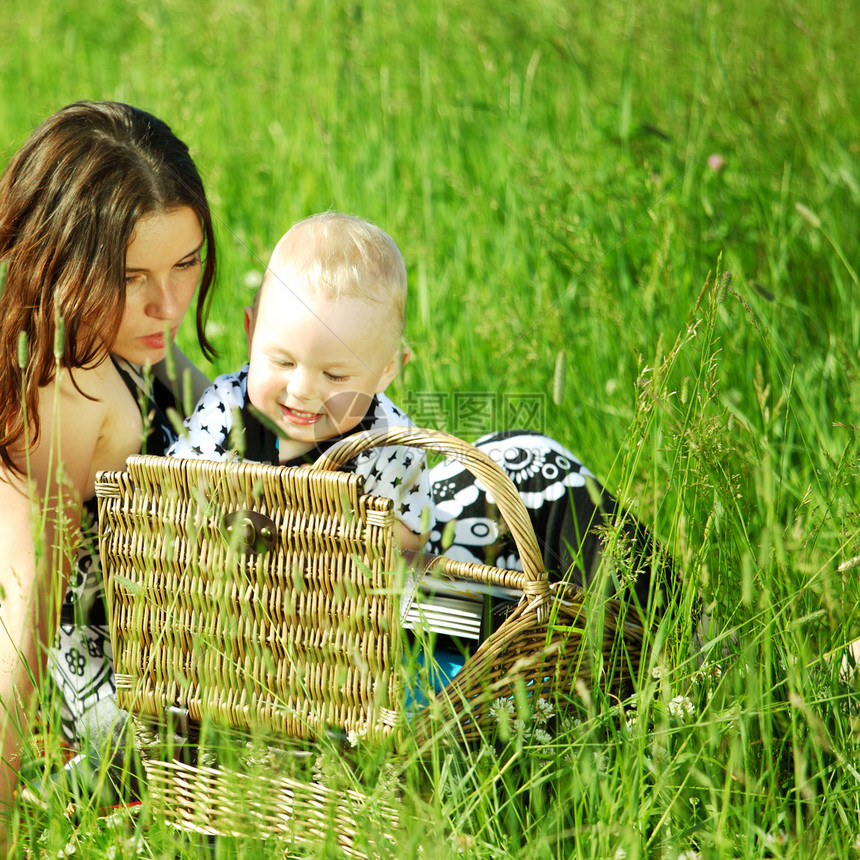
2,0 -> 859,857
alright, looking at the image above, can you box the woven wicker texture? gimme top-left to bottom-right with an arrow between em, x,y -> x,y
96,455 -> 401,742
139,742 -> 400,854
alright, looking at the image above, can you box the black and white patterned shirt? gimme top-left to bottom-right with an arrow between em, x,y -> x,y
169,365 -> 434,536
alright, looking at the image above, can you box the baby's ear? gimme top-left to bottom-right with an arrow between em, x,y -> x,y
376,345 -> 405,393
401,341 -> 412,368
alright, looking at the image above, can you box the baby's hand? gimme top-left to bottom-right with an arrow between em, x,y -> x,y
394,520 -> 427,553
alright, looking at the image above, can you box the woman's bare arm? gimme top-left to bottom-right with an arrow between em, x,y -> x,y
0,371 -> 108,837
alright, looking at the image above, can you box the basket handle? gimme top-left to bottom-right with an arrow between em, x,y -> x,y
309,426 -> 548,597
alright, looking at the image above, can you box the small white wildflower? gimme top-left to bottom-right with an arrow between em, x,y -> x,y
614,849 -> 627,860
104,847 -> 118,860
514,718 -> 527,735
651,665 -> 665,680
592,751 -> 608,774
626,715 -> 637,733
677,852 -> 703,860
533,728 -> 552,745
533,697 -> 554,725
489,697 -> 515,723
57,841 -> 77,858
651,744 -> 670,767
560,715 -> 582,733
668,695 -> 695,721
346,723 -> 368,747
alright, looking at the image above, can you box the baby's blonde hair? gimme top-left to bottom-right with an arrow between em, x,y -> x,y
261,212 -> 407,335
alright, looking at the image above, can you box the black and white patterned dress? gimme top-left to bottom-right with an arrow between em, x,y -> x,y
168,366 -> 434,537
426,430 -> 676,612
50,358 -> 179,743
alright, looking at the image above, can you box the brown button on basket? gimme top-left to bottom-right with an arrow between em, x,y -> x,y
95,426 -> 644,851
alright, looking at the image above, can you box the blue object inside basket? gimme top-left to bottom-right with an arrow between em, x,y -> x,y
402,647 -> 467,709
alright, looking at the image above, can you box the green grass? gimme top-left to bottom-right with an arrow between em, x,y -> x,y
2,0 -> 859,856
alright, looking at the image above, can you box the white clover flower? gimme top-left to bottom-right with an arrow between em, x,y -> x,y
668,695 -> 695,721
533,697 -> 554,725
489,697 -> 515,723
514,718 -> 527,735
347,726 -> 367,747
533,728 -> 552,745
559,714 -> 582,733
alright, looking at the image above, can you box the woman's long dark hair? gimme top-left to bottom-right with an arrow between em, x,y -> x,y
0,101 -> 217,473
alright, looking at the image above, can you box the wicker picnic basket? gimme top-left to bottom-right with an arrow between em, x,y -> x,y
95,427 -> 644,846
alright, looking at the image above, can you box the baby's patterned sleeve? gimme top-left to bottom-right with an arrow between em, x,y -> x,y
167,372 -> 245,461
357,445 -> 435,537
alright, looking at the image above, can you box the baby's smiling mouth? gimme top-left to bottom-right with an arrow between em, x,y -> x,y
281,405 -> 323,425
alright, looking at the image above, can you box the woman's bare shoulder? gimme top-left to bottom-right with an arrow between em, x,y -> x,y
29,361 -> 144,499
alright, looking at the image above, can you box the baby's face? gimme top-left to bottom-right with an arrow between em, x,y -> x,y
245,277 -> 400,448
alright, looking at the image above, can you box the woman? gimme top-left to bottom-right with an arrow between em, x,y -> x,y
0,101 -> 217,834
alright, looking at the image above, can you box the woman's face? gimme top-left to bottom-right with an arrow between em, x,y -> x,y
112,206 -> 204,366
